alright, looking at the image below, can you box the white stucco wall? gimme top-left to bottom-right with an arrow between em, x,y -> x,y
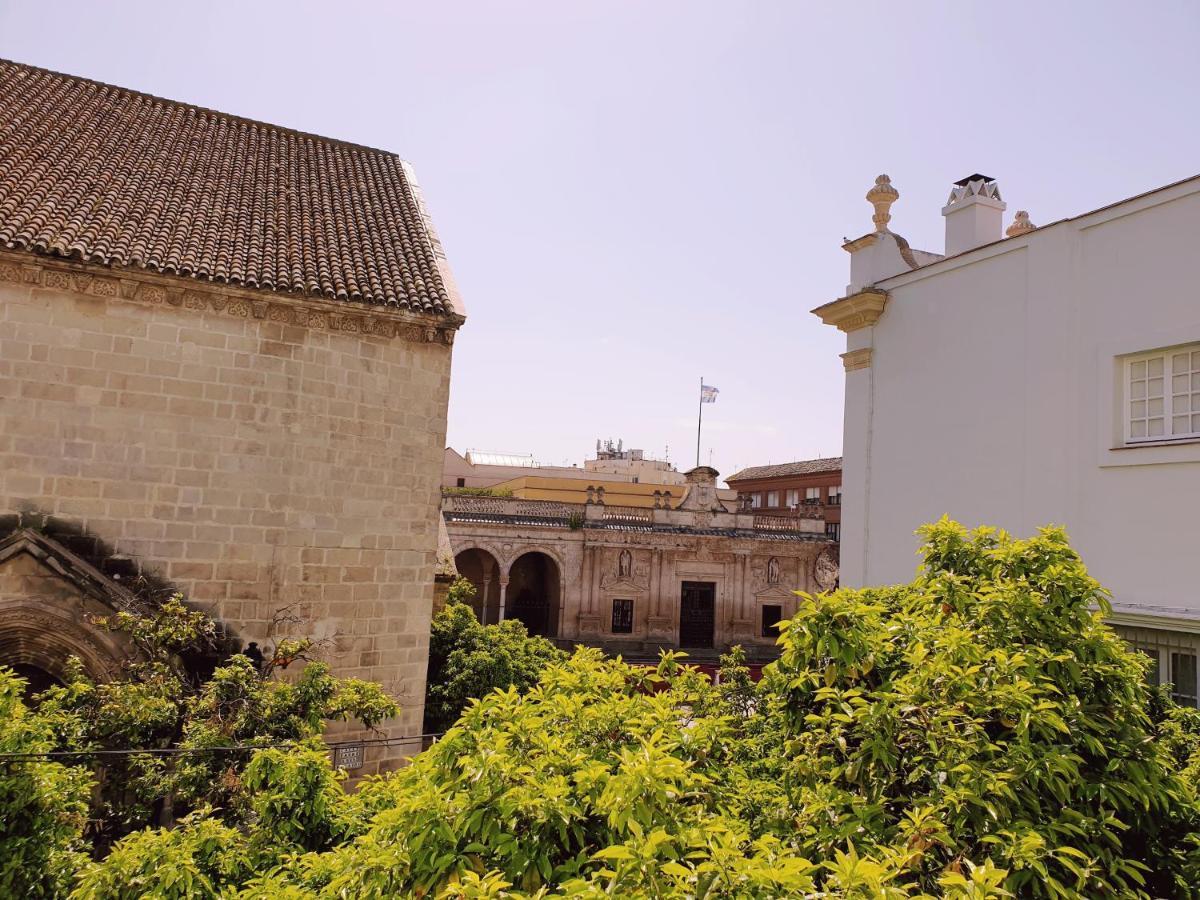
839,178 -> 1200,626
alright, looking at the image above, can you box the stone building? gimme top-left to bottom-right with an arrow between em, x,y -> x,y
726,457 -> 842,541
0,60 -> 464,768
442,467 -> 838,660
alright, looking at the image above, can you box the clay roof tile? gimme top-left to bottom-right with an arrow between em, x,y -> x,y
0,59 -> 455,317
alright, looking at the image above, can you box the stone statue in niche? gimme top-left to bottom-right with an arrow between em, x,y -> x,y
767,556 -> 781,584
618,549 -> 632,578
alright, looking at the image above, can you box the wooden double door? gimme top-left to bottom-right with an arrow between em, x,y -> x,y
678,581 -> 716,648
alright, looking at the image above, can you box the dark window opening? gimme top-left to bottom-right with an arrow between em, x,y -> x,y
679,581 -> 716,648
1171,652 -> 1198,708
611,598 -> 633,634
761,604 -> 782,637
456,477 -> 466,487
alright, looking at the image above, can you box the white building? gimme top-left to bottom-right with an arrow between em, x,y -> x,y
814,172 -> 1200,706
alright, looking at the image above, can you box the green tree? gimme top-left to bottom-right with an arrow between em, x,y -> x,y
424,597 -> 567,733
0,669 -> 92,899
9,521 -> 1200,898
6,595 -> 397,859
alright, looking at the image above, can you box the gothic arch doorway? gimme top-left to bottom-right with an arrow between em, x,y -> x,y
453,548 -> 502,624
506,551 -> 560,639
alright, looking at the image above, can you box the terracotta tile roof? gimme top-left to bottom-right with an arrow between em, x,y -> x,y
725,456 -> 843,482
0,59 -> 456,317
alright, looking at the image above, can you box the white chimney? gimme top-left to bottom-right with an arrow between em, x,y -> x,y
942,174 -> 1006,256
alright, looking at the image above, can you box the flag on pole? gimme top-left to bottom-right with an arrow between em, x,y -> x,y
700,383 -> 719,404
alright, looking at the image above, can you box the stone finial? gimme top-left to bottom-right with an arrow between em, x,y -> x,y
1006,210 -> 1036,238
866,174 -> 899,232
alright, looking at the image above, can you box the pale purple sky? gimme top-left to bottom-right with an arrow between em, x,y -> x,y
3,1 -> 1197,479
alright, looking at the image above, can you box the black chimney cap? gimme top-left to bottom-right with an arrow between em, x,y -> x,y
954,173 -> 995,186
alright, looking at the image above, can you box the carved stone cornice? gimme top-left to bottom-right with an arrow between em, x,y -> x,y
811,287 -> 888,333
840,348 -> 873,371
0,248 -> 462,346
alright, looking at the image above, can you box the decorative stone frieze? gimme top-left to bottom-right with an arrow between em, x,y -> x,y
0,249 -> 463,345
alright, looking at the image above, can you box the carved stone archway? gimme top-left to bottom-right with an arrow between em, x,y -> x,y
453,547 -> 503,625
0,529 -> 134,689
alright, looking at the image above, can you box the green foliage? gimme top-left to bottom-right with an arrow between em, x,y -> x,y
256,520 -> 1198,898
0,669 -> 91,899
442,487 -> 514,498
8,521 -> 1200,898
446,575 -> 478,606
70,813 -> 251,900
4,594 -> 398,878
424,601 -> 566,733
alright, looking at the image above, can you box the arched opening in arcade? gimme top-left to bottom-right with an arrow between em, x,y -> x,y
505,551 -> 561,639
453,548 -> 502,624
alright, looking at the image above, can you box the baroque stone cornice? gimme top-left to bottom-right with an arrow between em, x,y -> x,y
811,287 -> 889,333
840,348 -> 873,371
0,248 -> 462,346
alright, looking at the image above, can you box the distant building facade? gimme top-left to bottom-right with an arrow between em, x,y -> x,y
726,458 -> 842,541
444,440 -> 685,490
442,467 -> 837,661
814,172 -> 1200,705
0,61 -> 464,769
585,439 -> 686,485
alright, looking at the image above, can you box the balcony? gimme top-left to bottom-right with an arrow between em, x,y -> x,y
442,493 -> 829,540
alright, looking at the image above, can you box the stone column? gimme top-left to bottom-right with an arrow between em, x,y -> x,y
648,547 -> 674,641
729,551 -> 754,642
578,544 -> 602,637
481,576 -> 492,624
497,576 -> 509,622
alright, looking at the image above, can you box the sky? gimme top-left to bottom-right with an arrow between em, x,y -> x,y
2,1 -> 1197,481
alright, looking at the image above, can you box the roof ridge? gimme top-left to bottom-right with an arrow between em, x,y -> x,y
0,57 -> 403,161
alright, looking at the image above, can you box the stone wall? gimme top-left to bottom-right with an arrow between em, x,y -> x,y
0,252 -> 456,772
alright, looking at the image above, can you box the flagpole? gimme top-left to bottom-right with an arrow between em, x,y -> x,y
696,376 -> 703,468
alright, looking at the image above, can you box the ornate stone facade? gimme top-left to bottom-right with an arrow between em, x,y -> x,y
443,468 -> 838,660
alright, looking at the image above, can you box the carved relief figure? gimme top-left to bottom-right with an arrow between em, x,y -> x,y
814,548 -> 840,592
767,557 -> 781,584
618,549 -> 632,578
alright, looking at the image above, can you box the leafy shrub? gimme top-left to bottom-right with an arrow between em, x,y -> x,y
4,595 -> 397,865
0,669 -> 92,899
424,600 -> 566,733
9,520 -> 1200,898
263,521 -> 1200,897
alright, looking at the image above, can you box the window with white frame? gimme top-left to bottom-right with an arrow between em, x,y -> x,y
750,493 -> 762,509
804,486 -> 820,504
1135,645 -> 1197,707
785,489 -> 799,507
829,484 -> 842,505
1126,345 -> 1200,444
766,490 -> 780,507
